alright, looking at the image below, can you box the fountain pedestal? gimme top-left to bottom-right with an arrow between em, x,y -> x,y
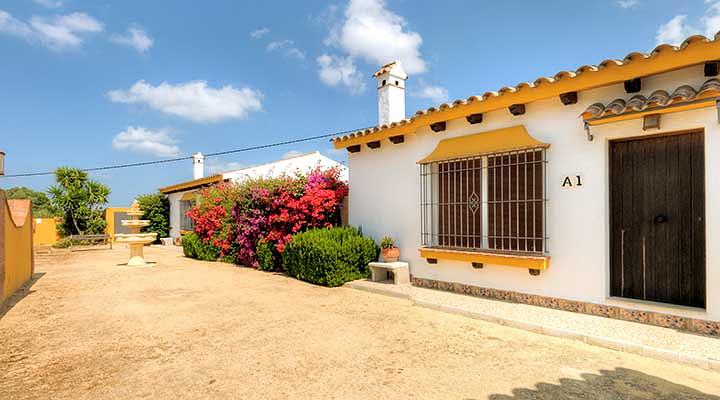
115,201 -> 157,267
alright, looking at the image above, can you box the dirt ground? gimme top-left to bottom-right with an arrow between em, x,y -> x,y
1,247 -> 719,400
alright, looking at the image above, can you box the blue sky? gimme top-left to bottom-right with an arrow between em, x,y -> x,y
0,0 -> 717,205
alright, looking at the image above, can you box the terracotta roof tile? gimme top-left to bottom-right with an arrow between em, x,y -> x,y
333,32 -> 720,145
373,61 -> 398,77
581,78 -> 720,119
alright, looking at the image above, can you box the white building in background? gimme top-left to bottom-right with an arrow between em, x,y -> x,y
331,35 -> 720,334
160,151 -> 347,239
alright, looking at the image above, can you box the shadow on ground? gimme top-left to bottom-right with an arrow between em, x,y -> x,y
0,272 -> 45,321
487,367 -> 719,400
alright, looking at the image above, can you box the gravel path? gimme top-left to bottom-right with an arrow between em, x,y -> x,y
1,247 -> 719,399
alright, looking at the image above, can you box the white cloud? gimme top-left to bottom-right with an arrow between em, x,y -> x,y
316,54 -> 366,94
327,0 -> 426,74
656,15 -> 699,45
29,12 -> 103,50
702,1 -> 720,37
250,27 -> 270,39
32,0 -> 64,8
413,83 -> 449,104
616,0 -> 638,9
282,150 -> 304,159
110,27 -> 153,53
266,40 -> 306,60
112,127 -> 181,158
107,80 -> 263,123
285,47 -> 306,59
656,2 -> 720,45
0,10 -> 103,50
266,39 -> 291,51
0,10 -> 33,38
207,160 -> 246,174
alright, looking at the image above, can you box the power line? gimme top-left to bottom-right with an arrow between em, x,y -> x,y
0,128 -> 364,179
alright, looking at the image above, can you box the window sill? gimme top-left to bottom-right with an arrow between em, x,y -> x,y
418,247 -> 550,270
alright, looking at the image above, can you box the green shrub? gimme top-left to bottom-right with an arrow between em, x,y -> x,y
52,237 -> 72,249
282,227 -> 378,287
256,240 -> 277,272
182,232 -> 220,261
380,235 -> 395,249
136,193 -> 170,242
182,233 -> 198,258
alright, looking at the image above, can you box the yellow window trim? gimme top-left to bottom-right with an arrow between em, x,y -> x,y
584,98 -> 718,126
417,125 -> 549,164
419,247 -> 550,270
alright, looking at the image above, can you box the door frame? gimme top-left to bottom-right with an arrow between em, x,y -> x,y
607,128 -> 707,308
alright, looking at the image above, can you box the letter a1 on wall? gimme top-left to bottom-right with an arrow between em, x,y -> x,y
561,175 -> 583,189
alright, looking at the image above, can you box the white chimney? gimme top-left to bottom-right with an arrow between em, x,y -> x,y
374,61 -> 408,126
192,152 -> 204,180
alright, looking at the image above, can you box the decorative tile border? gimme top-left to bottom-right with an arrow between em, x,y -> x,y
411,277 -> 720,336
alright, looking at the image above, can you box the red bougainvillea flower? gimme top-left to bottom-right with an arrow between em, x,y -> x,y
188,167 -> 348,269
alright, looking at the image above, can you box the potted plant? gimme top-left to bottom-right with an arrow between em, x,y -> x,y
380,236 -> 400,263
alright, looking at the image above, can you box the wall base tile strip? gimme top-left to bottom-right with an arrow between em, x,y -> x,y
411,277 -> 720,336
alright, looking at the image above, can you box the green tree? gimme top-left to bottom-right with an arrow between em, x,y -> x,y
136,192 -> 170,242
5,186 -> 57,217
48,167 -> 110,236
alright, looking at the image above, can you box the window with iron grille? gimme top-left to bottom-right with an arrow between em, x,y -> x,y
179,199 -> 195,231
420,148 -> 548,254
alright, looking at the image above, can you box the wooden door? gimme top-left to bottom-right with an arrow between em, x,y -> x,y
610,131 -> 705,308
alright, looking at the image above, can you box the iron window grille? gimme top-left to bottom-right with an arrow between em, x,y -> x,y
420,148 -> 549,254
179,199 -> 195,231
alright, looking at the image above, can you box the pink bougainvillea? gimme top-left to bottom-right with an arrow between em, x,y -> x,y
186,167 -> 348,268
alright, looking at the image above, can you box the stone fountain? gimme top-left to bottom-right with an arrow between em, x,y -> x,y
114,200 -> 157,267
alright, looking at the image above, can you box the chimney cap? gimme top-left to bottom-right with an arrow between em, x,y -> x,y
373,61 -> 407,79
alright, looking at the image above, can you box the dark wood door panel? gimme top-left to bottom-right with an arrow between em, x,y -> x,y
610,131 -> 705,308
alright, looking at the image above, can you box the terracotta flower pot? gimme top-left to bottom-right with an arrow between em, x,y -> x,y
381,247 -> 400,263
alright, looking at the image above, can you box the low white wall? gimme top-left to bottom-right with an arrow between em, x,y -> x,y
348,64 -> 720,320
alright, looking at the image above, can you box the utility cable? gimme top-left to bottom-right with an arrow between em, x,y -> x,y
0,128 -> 365,178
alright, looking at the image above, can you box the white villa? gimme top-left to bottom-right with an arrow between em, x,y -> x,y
160,151 -> 347,239
332,34 -> 720,334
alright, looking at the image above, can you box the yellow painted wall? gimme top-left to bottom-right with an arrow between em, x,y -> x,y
0,191 -> 34,304
33,217 -> 59,245
105,207 -> 131,242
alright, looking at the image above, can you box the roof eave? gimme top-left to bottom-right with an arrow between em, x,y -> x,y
159,175 -> 223,194
334,33 -> 720,149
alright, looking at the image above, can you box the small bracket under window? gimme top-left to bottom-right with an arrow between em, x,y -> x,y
584,121 -> 594,142
716,99 -> 720,123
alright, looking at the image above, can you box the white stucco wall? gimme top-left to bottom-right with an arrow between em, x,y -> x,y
348,64 -> 720,320
168,191 -> 183,239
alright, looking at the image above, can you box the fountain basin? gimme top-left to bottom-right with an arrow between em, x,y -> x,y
115,233 -> 157,245
121,219 -> 150,227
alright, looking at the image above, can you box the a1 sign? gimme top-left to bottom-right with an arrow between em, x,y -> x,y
562,174 -> 583,189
